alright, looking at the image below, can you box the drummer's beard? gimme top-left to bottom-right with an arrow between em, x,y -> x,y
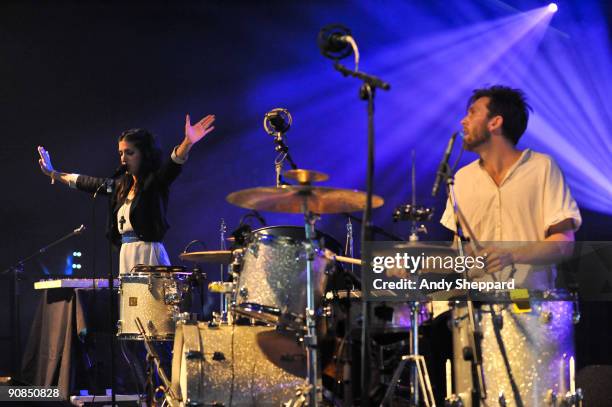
463,125 -> 491,152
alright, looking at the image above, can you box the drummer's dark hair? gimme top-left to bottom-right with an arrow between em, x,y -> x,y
116,128 -> 162,203
468,85 -> 532,145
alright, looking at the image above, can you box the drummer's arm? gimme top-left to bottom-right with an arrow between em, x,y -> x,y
512,219 -> 575,265
480,219 -> 575,274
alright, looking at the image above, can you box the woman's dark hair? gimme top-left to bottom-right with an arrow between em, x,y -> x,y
116,128 -> 162,203
468,85 -> 533,145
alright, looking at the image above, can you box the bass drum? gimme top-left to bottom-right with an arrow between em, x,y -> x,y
451,293 -> 576,406
234,225 -> 342,329
168,323 -> 306,406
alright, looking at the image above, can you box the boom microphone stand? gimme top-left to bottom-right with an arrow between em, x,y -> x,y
2,224 -> 86,377
435,141 -> 487,407
318,23 -> 390,406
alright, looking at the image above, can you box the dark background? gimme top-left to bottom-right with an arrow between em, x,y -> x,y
1,0 -> 611,380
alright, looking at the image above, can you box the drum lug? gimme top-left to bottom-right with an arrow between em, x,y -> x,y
544,389 -> 557,406
185,350 -> 203,360
249,243 -> 259,257
540,310 -> 553,324
212,351 -> 226,361
239,287 -> 248,299
164,281 -> 181,305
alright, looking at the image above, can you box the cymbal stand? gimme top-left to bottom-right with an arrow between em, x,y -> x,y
301,195 -> 322,406
219,218 -> 230,323
378,246 -> 435,406
385,151 -> 435,406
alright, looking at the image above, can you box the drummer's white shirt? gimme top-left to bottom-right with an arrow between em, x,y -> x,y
440,148 -> 581,289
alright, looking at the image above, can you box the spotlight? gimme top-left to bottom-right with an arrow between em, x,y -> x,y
548,3 -> 558,13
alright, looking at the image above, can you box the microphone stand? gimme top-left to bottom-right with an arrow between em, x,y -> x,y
442,162 -> 487,407
273,133 -> 297,187
1,224 -> 86,378
273,133 -> 298,170
334,62 -> 391,91
106,189 -> 118,407
328,63 -> 389,406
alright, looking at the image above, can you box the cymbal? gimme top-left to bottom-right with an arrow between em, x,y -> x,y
179,250 -> 233,264
283,169 -> 329,184
226,185 -> 384,214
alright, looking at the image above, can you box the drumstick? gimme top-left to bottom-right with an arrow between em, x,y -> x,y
324,249 -> 362,266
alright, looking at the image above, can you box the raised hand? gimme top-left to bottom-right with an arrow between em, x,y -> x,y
37,146 -> 55,176
185,114 -> 215,145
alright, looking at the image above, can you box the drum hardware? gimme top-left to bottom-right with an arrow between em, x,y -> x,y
284,384 -> 311,407
134,317 -> 177,406
379,353 -> 436,407
377,240 -> 440,406
393,150 -> 434,242
227,180 -> 380,407
219,218 -> 228,323
377,301 -> 436,407
444,394 -> 463,407
548,354 -> 583,407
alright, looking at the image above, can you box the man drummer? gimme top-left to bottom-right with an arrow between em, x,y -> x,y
440,85 -> 581,287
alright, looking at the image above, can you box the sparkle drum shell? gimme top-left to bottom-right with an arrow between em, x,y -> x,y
234,226 -> 340,328
451,294 -> 575,406
168,323 -> 306,406
117,265 -> 191,341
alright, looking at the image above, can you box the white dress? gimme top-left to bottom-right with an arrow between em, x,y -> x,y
117,198 -> 170,275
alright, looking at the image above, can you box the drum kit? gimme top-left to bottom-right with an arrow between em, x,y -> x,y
112,164 -> 583,407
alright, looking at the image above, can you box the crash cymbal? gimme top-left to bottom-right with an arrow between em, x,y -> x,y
283,169 -> 329,184
226,185 -> 384,214
179,250 -> 233,264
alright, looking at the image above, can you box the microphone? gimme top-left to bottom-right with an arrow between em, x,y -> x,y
317,24 -> 353,60
263,108 -> 292,136
111,164 -> 127,178
94,164 -> 127,198
431,132 -> 458,197
73,224 -> 86,235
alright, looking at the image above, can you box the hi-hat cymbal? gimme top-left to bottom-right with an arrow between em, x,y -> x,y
283,169 -> 329,184
179,250 -> 233,264
226,185 -> 384,214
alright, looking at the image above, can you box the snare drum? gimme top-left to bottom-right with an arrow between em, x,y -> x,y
234,226 -> 341,328
117,265 -> 192,340
451,292 -> 576,406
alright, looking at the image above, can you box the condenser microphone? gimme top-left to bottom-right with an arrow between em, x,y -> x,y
318,24 -> 353,60
263,108 -> 292,136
